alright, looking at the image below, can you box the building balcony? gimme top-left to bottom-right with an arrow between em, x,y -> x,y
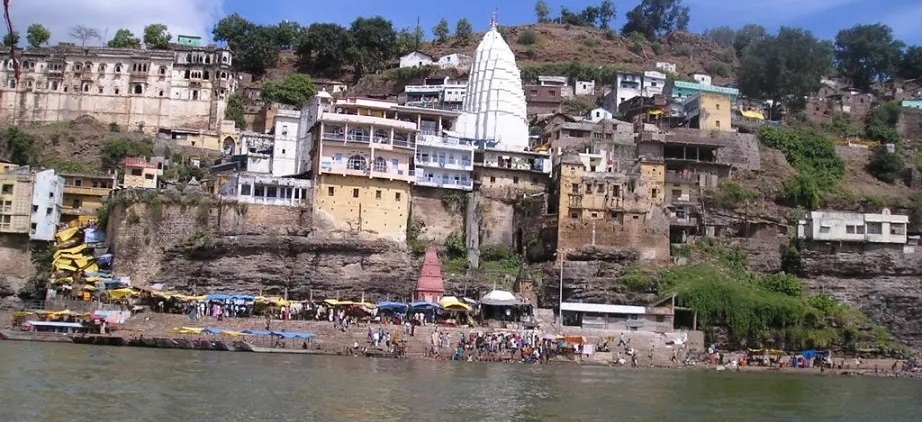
320,162 -> 416,182
64,186 -> 112,197
416,176 -> 473,190
404,101 -> 463,111
61,206 -> 99,216
323,131 -> 416,150
415,133 -> 475,151
415,157 -> 473,171
665,171 -> 701,185
669,216 -> 698,227
228,195 -> 310,207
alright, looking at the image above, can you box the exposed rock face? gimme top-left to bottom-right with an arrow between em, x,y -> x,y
800,249 -> 922,348
534,246 -> 652,307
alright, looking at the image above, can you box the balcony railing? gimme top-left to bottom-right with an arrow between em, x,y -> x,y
323,131 -> 416,149
415,134 -> 475,149
415,157 -> 473,171
64,186 -> 112,197
416,176 -> 473,190
321,162 -> 415,181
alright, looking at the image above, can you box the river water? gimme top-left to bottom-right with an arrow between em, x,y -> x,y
1,341 -> 920,422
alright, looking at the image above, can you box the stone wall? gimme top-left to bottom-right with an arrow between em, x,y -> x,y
0,233 -> 31,297
107,191 -> 418,299
900,108 -> 922,144
410,186 -> 465,244
557,208 -> 671,261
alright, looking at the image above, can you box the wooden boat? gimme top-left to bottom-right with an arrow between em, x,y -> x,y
0,329 -> 76,343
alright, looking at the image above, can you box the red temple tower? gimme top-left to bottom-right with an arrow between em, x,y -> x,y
414,247 -> 446,302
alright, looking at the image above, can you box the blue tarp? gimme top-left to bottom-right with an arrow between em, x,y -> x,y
206,294 -> 255,302
376,301 -> 409,312
271,331 -> 317,339
203,327 -> 225,334
409,301 -> 441,309
85,228 -> 105,244
801,349 -> 818,360
242,329 -> 273,336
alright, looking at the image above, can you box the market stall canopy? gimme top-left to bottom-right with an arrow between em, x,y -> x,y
26,321 -> 85,329
105,288 -> 138,300
439,296 -> 472,312
206,294 -> 255,302
242,329 -> 273,336
171,326 -> 205,334
272,331 -> 317,339
376,301 -> 409,312
409,301 -> 442,309
323,299 -> 355,306
479,290 -> 528,306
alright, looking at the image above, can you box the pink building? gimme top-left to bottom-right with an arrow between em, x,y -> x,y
414,247 -> 445,302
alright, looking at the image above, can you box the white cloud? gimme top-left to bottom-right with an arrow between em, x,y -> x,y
7,0 -> 224,45
687,0 -> 863,24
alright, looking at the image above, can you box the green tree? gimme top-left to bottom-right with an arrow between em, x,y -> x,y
213,13 -> 280,75
535,1 -> 551,24
739,27 -> 833,116
598,0 -> 616,29
143,24 -> 171,49
224,94 -> 247,130
3,127 -> 36,165
621,0 -> 690,40
704,26 -> 735,48
261,73 -> 316,106
899,46 -> 922,79
455,18 -> 473,43
867,147 -> 904,184
272,20 -> 302,50
297,23 -> 352,76
733,23 -> 767,55
834,24 -> 904,90
100,138 -> 154,170
107,29 -> 141,49
395,28 -> 417,55
348,16 -> 397,77
3,31 -> 19,47
25,24 -> 50,48
433,18 -> 450,43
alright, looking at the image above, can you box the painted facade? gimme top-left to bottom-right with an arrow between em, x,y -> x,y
123,157 -> 160,189
218,173 -> 312,207
61,173 -> 116,223
0,44 -> 235,132
0,166 -> 35,236
798,210 -> 909,245
672,80 -> 739,101
399,51 -> 434,68
684,92 -> 732,132
30,169 -> 64,241
157,120 -> 238,153
0,166 -> 63,241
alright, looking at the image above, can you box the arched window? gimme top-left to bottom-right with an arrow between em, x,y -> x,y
98,63 -> 107,73
114,63 -> 122,73
159,66 -> 167,75
373,156 -> 387,172
347,154 -> 367,170
222,137 -> 235,155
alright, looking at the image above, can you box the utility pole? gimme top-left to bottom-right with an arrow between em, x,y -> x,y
415,17 -> 421,51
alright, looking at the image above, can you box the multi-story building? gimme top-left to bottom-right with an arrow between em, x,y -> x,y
798,209 -> 909,251
304,96 -> 418,242
404,77 -> 467,111
60,173 -> 116,224
671,80 -> 739,102
123,157 -> 160,189
524,84 -> 566,115
0,43 -> 235,131
216,173 -> 312,207
399,106 -> 474,191
604,71 -> 667,116
0,166 -> 63,241
157,120 -> 238,154
692,74 -> 712,86
272,106 -> 304,177
683,92 -> 732,132
656,62 -> 677,74
642,71 -> 667,97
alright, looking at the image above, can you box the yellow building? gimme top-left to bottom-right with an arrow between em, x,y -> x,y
60,173 -> 117,223
0,159 -> 16,173
123,157 -> 160,189
639,159 -> 665,206
307,97 -> 417,242
698,92 -> 732,132
0,167 -> 33,234
159,120 -> 239,154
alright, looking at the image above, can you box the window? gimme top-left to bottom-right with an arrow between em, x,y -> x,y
591,212 -> 598,218
74,179 -> 83,187
347,154 -> 367,170
98,87 -> 104,94
570,211 -> 579,219
191,90 -> 199,100
846,225 -> 855,234
281,149 -> 286,154
489,176 -> 496,183
375,190 -> 382,199
144,174 -> 154,180
114,88 -> 120,95
327,187 -> 335,196
585,184 -> 592,193
819,226 -> 831,234
715,120 -> 721,128
130,168 -> 142,176
395,192 -> 401,201
513,177 -> 519,184
46,207 -> 53,216
571,183 -> 579,194
891,224 -> 906,235
241,184 -> 251,195
32,205 -> 38,212
72,199 -> 81,209
857,225 -> 865,234
652,188 -> 658,198
352,188 -> 359,198
866,222 -> 882,235
373,156 -> 387,172
133,84 -> 143,94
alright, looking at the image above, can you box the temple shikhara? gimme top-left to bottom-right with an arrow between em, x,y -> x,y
414,247 -> 445,303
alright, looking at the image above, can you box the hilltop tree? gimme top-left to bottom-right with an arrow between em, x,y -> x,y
2,31 -> 19,47
900,46 -> 922,79
69,25 -> 101,46
143,24 -> 171,49
213,13 -> 279,75
598,0 -> 616,29
297,22 -> 352,76
622,0 -> 690,40
261,73 -> 316,106
348,16 -> 397,77
835,24 -> 905,90
272,20 -> 302,50
704,26 -> 735,48
733,24 -> 767,56
433,18 -> 450,43
738,27 -> 833,116
455,18 -> 473,43
25,24 -> 50,48
395,28 -> 417,55
107,29 -> 141,49
535,1 -> 551,24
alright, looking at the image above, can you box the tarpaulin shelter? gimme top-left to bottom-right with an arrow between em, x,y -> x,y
439,296 -> 472,312
376,301 -> 409,312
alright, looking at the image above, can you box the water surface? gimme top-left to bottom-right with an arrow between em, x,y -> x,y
1,341 -> 919,421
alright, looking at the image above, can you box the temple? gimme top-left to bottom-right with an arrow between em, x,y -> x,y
414,247 -> 446,303
454,16 -> 530,151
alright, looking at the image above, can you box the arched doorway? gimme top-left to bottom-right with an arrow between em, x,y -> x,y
222,137 -> 235,155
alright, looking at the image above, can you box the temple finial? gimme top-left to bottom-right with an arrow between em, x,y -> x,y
490,9 -> 498,29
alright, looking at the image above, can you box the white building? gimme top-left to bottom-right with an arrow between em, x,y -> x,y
407,107 -> 475,191
643,71 -> 667,96
797,209 -> 909,245
437,53 -> 472,70
399,51 -> 434,68
693,74 -> 712,86
218,173 -> 312,207
403,77 -> 467,110
236,132 -> 274,174
30,169 -> 64,241
610,72 -> 643,112
575,80 -> 596,96
655,62 -> 677,74
586,107 -> 613,123
538,75 -> 567,86
272,107 -> 303,177
455,19 -> 530,151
